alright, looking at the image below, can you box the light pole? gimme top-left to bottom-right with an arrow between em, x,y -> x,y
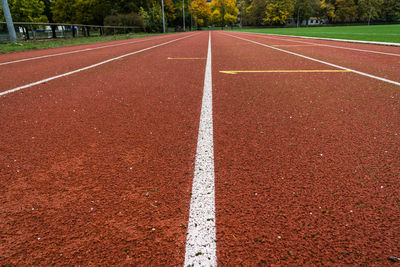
182,0 -> 185,31
297,7 -> 301,28
190,0 -> 193,31
368,6 -> 372,26
161,0 -> 166,33
1,0 -> 17,42
194,7 -> 197,29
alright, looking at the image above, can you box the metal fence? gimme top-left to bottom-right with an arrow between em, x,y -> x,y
0,21 -> 143,42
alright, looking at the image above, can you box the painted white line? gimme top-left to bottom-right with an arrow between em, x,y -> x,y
0,34 -> 197,96
184,31 -> 217,267
238,32 -> 400,47
225,33 -> 400,87
0,34 -> 172,66
240,32 -> 400,57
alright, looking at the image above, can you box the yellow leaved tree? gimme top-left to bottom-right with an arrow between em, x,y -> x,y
210,0 -> 239,26
191,0 -> 211,27
264,0 -> 294,25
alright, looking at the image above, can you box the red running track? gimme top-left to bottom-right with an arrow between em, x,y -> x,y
0,33 -> 191,91
0,32 -> 207,265
227,31 -> 400,82
213,32 -> 399,265
0,31 -> 399,265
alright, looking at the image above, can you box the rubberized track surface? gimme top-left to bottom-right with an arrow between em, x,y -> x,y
1,31 -> 399,265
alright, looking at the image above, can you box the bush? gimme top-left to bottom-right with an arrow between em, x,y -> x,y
104,12 -> 146,32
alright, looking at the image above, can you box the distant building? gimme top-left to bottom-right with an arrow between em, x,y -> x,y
286,17 -> 327,26
308,18 -> 327,25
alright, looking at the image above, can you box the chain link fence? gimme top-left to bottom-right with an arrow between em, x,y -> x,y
0,22 -> 143,42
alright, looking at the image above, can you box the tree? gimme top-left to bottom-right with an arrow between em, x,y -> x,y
380,0 -> 400,22
164,0 -> 176,25
52,0 -> 110,25
210,0 -> 239,26
139,2 -> 163,32
42,0 -> 57,38
294,0 -> 320,25
191,0 -> 211,27
357,0 -> 383,23
264,0 -> 294,25
8,0 -> 47,22
334,0 -> 358,22
51,0 -> 76,23
317,0 -> 335,22
245,0 -> 266,25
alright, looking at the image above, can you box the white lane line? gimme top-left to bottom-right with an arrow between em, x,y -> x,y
225,33 -> 400,87
239,32 -> 400,57
184,31 -> 217,267
238,32 -> 400,47
0,34 -> 172,66
0,34 -> 197,96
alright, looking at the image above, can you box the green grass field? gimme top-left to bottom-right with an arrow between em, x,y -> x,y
0,32 -> 170,54
233,24 -> 400,43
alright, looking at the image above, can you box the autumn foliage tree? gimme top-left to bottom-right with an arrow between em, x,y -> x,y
210,0 -> 239,26
4,0 -> 48,23
191,0 -> 212,27
2,0 -> 400,33
264,0 -> 294,25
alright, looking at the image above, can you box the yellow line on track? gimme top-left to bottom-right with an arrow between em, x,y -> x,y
271,44 -> 318,47
220,70 -> 351,75
168,57 -> 206,60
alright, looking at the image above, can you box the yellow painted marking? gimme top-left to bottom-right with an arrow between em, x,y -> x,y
220,70 -> 351,75
168,57 -> 206,60
271,44 -> 318,47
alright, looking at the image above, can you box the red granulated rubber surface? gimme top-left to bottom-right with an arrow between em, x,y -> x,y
230,32 -> 400,82
1,30 -> 399,266
213,32 -> 399,265
0,32 -> 208,265
0,33 -> 191,92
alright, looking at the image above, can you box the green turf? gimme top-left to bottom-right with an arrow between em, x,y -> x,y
0,32 -> 173,54
232,24 -> 400,43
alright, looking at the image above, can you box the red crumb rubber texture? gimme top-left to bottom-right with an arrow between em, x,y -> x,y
232,32 -> 400,82
0,33 -> 192,92
0,31 -> 399,265
213,33 -> 399,265
0,33 -> 207,265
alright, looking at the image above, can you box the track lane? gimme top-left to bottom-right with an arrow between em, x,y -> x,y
0,32 -> 209,265
228,32 -> 400,83
0,34 -> 174,64
239,32 -> 400,55
0,33 -> 194,92
212,31 -> 399,265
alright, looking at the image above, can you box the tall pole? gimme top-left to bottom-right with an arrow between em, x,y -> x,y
161,0 -> 166,33
297,7 -> 300,28
182,0 -> 185,31
368,6 -> 372,26
190,0 -> 193,31
1,0 -> 17,42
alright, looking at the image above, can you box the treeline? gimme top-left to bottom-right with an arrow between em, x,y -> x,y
0,0 -> 239,33
1,0 -> 399,32
241,0 -> 400,26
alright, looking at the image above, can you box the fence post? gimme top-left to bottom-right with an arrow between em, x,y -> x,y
30,24 -> 36,39
24,25 -> 30,40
